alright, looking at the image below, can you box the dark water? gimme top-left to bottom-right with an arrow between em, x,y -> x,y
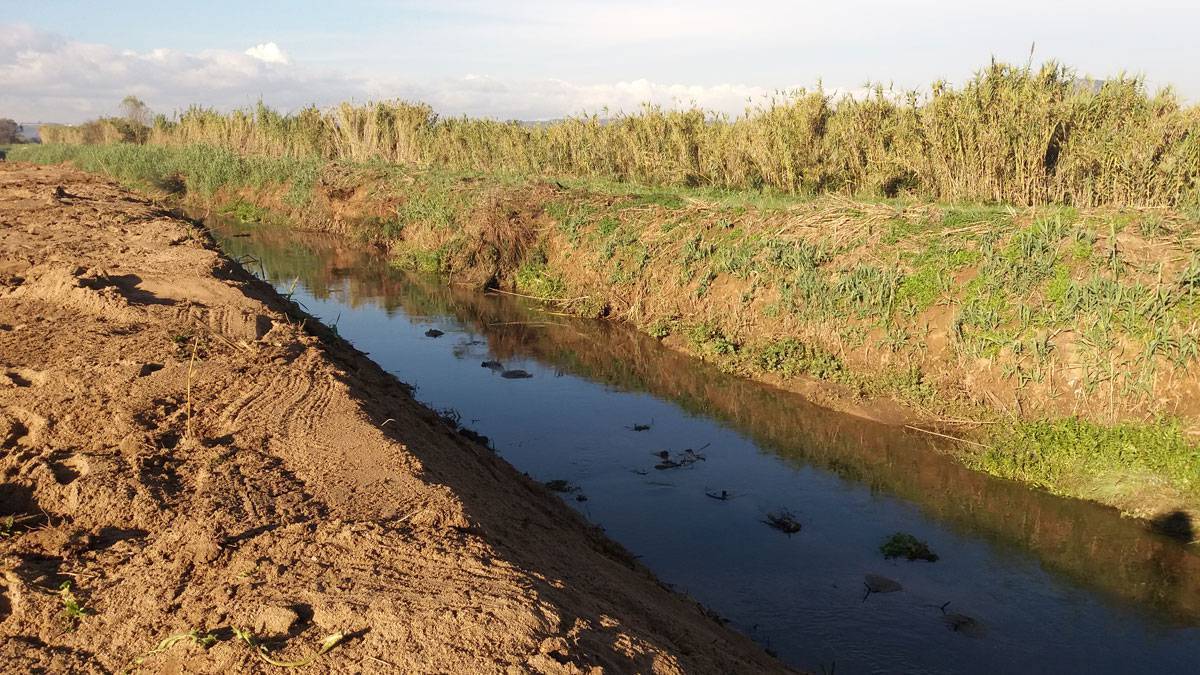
214,221 -> 1200,674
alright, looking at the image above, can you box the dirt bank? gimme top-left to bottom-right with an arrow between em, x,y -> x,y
0,163 -> 787,673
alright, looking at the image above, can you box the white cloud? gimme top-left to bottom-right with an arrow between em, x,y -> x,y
0,25 -> 367,122
244,42 -> 290,65
0,24 -> 857,124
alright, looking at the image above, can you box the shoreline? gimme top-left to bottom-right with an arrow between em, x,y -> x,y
0,162 -> 787,672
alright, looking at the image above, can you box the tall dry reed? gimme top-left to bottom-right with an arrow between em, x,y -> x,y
47,61 -> 1200,207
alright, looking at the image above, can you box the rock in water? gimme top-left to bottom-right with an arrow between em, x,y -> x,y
501,369 -> 532,379
863,574 -> 903,595
943,612 -> 985,638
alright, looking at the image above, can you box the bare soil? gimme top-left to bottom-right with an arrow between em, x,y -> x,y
0,163 -> 787,673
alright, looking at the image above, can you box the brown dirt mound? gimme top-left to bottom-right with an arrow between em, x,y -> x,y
0,163 -> 787,673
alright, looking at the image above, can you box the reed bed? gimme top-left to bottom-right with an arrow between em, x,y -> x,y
40,117 -> 148,145
40,61 -> 1200,208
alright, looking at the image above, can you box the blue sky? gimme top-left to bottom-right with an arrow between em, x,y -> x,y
4,1 -> 1199,122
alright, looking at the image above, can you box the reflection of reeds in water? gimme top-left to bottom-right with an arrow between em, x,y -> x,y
217,223 -> 1200,625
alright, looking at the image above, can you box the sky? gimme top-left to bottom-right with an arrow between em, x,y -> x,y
3,0 -> 1199,123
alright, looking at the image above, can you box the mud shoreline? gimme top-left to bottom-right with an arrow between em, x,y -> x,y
0,163 -> 786,672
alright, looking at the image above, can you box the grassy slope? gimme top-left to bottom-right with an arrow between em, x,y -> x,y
10,142 -> 1200,518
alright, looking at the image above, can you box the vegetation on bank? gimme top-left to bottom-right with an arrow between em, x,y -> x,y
39,61 -> 1200,208
10,140 -> 1200,516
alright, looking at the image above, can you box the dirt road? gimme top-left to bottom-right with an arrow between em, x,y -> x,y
0,163 -> 786,673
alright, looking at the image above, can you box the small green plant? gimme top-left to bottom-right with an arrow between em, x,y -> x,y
130,629 -> 218,668
221,200 -> 268,223
647,317 -> 674,339
754,338 -> 844,380
58,581 -> 90,628
687,323 -> 739,357
515,262 -> 566,299
880,532 -> 939,562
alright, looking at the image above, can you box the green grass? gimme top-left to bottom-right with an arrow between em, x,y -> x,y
7,143 -> 320,202
753,338 -> 845,380
515,260 -> 567,299
971,418 -> 1200,498
687,323 -> 740,359
221,200 -> 269,223
391,249 -> 445,274
394,178 -> 461,234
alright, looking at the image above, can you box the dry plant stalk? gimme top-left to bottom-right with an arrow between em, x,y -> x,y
186,336 -> 199,439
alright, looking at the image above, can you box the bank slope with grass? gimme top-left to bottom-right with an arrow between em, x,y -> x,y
0,163 -> 785,673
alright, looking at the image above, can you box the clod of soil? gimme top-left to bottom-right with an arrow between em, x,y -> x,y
0,163 -> 787,674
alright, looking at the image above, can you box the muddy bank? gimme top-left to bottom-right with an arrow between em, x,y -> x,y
0,163 -> 785,673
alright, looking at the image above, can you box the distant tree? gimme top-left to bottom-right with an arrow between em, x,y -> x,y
0,118 -> 19,144
119,95 -> 151,127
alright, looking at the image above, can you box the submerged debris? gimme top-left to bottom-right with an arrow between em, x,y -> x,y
653,445 -> 708,470
501,369 -> 533,379
424,328 -> 444,338
763,510 -> 801,535
459,427 -> 490,447
863,574 -> 903,600
880,532 -> 939,562
942,609 -> 985,638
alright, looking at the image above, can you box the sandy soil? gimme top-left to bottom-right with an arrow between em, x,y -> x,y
0,163 -> 788,674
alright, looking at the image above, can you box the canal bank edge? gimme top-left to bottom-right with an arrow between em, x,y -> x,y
0,163 -> 789,672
